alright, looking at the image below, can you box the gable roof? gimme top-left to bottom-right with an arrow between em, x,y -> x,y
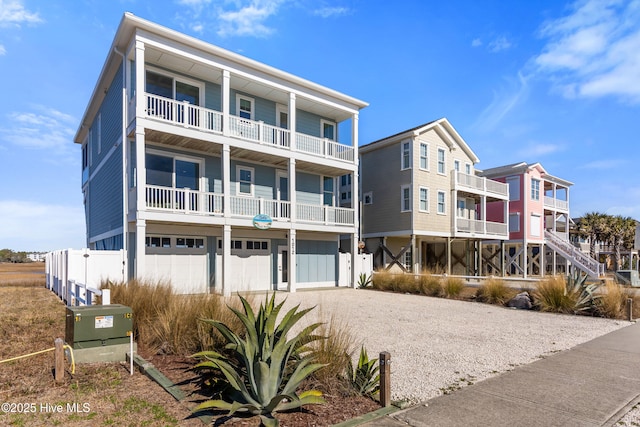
360,118 -> 480,164
479,162 -> 573,187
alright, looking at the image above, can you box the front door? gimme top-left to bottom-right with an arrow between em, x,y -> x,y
276,171 -> 289,219
277,245 -> 289,290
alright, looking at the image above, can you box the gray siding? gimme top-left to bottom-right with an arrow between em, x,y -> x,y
205,82 -> 221,111
87,148 -> 123,238
296,240 -> 337,283
231,160 -> 275,199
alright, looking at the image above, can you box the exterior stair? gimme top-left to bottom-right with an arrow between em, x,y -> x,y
544,230 -> 606,279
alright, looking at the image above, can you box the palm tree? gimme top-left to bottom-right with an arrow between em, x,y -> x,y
604,215 -> 637,271
577,212 -> 606,259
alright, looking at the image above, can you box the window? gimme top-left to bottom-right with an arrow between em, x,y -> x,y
437,191 -> 446,214
276,105 -> 288,129
437,148 -> 446,174
340,191 -> 351,201
454,160 -> 460,172
323,176 -> 334,206
237,166 -> 254,196
146,236 -> 171,248
509,213 -> 520,232
401,185 -> 411,212
403,251 -> 412,272
176,237 -> 205,249
419,187 -> 429,212
340,174 -> 351,186
218,239 -> 269,252
146,152 -> 201,190
531,214 -> 541,237
506,176 -> 520,201
364,192 -> 373,205
465,164 -> 471,175
531,178 -> 540,201
419,143 -> 428,170
146,69 -> 202,106
237,95 -> 254,120
321,119 -> 336,140
401,141 -> 411,170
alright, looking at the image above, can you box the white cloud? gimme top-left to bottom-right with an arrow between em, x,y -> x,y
534,0 -> 640,103
488,36 -> 512,52
0,0 -> 42,27
0,106 -> 76,156
0,43 -> 5,55
473,72 -> 530,131
0,200 -> 85,251
516,142 -> 565,158
471,38 -> 482,47
313,6 -> 350,18
217,0 -> 285,37
580,158 -> 627,169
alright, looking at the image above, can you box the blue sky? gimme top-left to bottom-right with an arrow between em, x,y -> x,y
0,0 -> 639,251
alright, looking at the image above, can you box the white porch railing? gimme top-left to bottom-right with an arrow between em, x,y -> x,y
143,93 -> 352,162
453,172 -> 509,198
456,218 -> 508,236
67,280 -> 109,307
544,196 -> 569,211
145,185 -> 352,225
544,230 -> 605,278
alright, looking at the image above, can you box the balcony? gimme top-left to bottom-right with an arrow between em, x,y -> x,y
455,217 -> 508,238
142,93 -> 354,163
544,196 -> 569,211
452,172 -> 509,199
144,185 -> 355,226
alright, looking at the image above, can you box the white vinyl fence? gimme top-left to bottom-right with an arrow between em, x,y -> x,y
339,253 -> 373,287
46,249 -> 126,306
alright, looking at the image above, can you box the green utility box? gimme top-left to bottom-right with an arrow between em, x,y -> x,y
65,304 -> 133,350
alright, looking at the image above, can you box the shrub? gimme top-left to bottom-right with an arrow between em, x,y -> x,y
393,273 -> 418,293
534,272 -> 599,314
103,279 -> 248,354
357,273 -> 372,289
442,276 -> 464,298
307,312 -> 355,394
371,270 -> 393,291
346,346 -> 380,398
193,294 -> 325,427
476,278 -> 512,305
597,280 -> 634,319
418,272 -> 442,297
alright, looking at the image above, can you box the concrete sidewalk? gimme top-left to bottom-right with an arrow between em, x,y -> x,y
364,321 -> 640,427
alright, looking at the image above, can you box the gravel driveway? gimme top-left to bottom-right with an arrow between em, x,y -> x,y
276,288 -> 630,403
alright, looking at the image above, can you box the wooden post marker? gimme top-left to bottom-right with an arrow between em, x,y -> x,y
379,351 -> 391,407
54,338 -> 65,382
627,298 -> 633,322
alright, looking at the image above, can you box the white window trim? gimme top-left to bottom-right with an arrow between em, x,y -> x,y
236,94 -> 255,120
401,184 -> 411,212
419,186 -> 429,212
236,165 -> 255,196
276,103 -> 288,129
146,148 -> 205,189
454,160 -> 460,172
531,178 -> 541,201
321,175 -> 335,206
437,190 -> 446,215
320,119 -> 336,141
531,213 -> 541,237
509,212 -> 521,232
419,142 -> 429,171
437,148 -> 446,176
401,140 -> 411,170
465,163 -> 472,175
363,191 -> 373,205
146,65 -> 205,106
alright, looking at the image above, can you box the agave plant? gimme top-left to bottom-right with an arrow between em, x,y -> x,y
193,294 -> 326,427
346,346 -> 380,398
357,273 -> 372,289
566,269 -> 600,313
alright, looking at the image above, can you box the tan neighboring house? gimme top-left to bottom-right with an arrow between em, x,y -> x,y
360,118 -> 510,275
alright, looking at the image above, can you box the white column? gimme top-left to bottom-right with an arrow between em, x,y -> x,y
289,92 -> 296,150
223,144 -> 231,218
135,40 -> 145,118
135,219 -> 146,279
289,158 -> 296,223
135,127 -> 146,213
222,225 -> 231,296
222,70 -> 230,137
288,229 -> 297,293
351,112 -> 360,287
481,195 -> 486,235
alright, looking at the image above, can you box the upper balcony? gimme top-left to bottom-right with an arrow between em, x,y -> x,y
455,218 -> 508,239
142,93 -> 354,163
544,196 -> 569,212
452,171 -> 509,200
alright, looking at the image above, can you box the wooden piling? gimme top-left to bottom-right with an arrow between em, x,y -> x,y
379,351 -> 391,407
54,338 -> 64,382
